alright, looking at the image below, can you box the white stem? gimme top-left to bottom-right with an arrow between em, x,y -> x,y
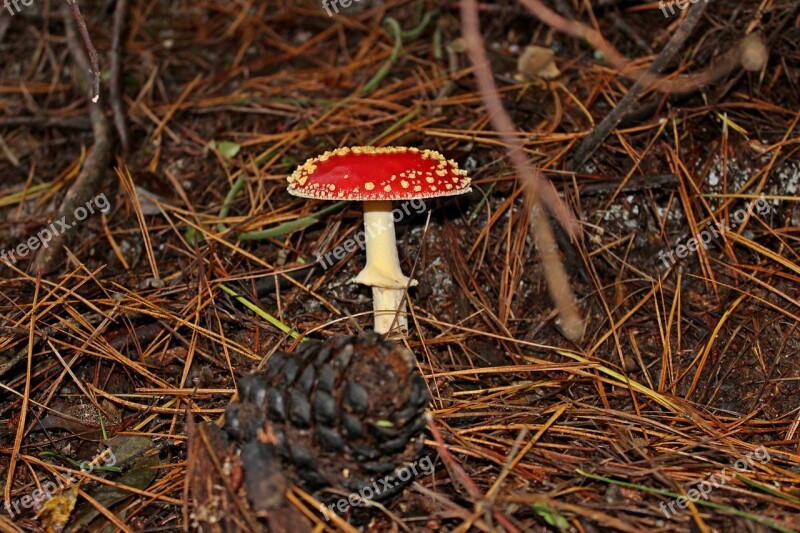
352,200 -> 416,334
371,286 -> 408,335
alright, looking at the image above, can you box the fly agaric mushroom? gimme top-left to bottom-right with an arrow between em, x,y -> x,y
287,146 -> 471,334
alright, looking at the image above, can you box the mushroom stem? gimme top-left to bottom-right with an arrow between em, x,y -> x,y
352,200 -> 416,334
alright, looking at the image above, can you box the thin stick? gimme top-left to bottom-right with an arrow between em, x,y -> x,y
460,0 -> 576,237
67,0 -> 101,103
30,4 -> 112,274
518,0 -> 765,95
461,0 -> 584,341
567,0 -> 709,170
110,0 -> 129,152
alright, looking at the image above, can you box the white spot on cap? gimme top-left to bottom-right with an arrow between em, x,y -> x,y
364,182 -> 375,191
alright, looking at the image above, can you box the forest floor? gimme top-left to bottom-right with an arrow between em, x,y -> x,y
1,0 -> 800,531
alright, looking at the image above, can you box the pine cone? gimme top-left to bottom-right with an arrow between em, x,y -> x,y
225,332 -> 430,507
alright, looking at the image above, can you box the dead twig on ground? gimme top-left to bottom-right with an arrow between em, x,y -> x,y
30,4 -> 112,274
461,0 -> 584,341
567,0 -> 709,171
110,0 -> 129,154
518,0 -> 767,95
66,0 -> 101,104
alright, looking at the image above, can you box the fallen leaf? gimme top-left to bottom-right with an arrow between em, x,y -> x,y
213,140 -> 241,159
68,435 -> 159,529
36,485 -> 78,533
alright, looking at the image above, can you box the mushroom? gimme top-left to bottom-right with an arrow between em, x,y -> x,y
287,146 -> 471,334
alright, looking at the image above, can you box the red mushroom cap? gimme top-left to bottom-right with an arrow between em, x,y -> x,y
286,146 -> 471,201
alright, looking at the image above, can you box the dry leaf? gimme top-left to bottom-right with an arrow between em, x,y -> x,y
35,484 -> 78,533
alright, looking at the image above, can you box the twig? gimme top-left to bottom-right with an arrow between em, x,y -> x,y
567,0 -> 709,170
30,3 -> 112,274
214,175 -> 347,241
530,203 -> 585,341
110,0 -> 129,153
66,0 -> 101,104
460,0 -> 584,341
460,0 -> 575,237
217,175 -> 248,233
218,283 -> 301,340
517,0 -> 766,95
577,470 -> 797,533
